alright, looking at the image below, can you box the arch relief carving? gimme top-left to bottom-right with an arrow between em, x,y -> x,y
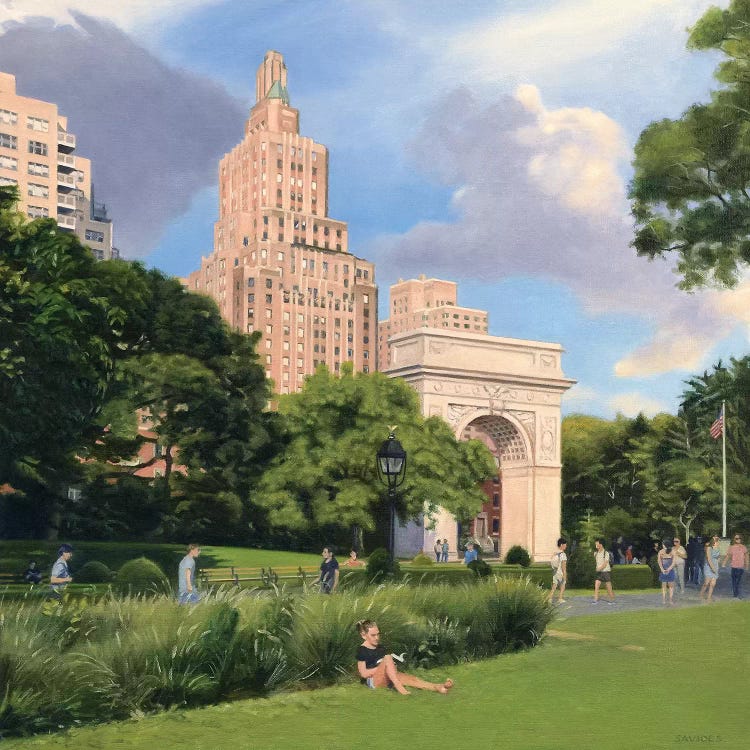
540,416 -> 557,461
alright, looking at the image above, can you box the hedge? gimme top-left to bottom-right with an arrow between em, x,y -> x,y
339,563 -> 656,590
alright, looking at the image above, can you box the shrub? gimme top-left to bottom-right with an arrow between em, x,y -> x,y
504,545 -> 531,567
365,547 -> 401,582
411,551 -> 434,566
611,565 -> 655,589
115,557 -> 170,596
566,542 -> 596,587
467,559 -> 492,578
75,560 -> 113,584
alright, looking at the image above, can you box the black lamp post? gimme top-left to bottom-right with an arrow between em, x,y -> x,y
376,429 -> 407,561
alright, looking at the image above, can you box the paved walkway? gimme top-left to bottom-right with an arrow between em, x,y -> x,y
554,569 -> 747,617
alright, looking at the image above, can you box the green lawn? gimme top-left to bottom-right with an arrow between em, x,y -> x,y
0,540 -> 322,579
4,602 -> 746,750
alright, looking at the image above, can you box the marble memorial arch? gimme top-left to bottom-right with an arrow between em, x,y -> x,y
385,329 -> 575,562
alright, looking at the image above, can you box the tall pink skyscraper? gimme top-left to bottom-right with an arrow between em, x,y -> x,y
186,51 -> 376,393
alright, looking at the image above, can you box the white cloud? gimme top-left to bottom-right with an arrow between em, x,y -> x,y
372,84 -> 750,380
514,84 -> 629,219
0,0 -> 222,33
434,0 -> 722,83
609,392 -> 670,418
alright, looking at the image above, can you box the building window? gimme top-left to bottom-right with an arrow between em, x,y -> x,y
27,161 -> 48,176
27,140 -> 47,155
27,205 -> 49,218
492,493 -> 500,508
0,176 -> 17,186
0,109 -> 17,125
85,229 -> 105,243
0,154 -> 18,170
27,182 -> 48,198
0,133 -> 18,150
247,293 -> 255,303
26,116 -> 49,132
265,278 -> 273,288
492,518 -> 500,534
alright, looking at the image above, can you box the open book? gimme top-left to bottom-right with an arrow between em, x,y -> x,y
376,652 -> 406,664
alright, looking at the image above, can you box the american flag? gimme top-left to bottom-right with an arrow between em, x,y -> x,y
710,407 -> 724,440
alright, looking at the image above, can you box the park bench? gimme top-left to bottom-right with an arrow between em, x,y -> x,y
199,565 -> 320,588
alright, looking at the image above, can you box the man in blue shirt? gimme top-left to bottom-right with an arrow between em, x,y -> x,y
49,544 -> 74,599
178,543 -> 201,604
463,542 -> 478,565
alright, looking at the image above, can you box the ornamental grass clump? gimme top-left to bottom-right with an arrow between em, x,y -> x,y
0,572 -> 553,738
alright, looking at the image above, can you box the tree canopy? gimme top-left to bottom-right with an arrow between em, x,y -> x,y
630,0 -> 750,288
0,187 -> 278,541
254,364 -> 496,534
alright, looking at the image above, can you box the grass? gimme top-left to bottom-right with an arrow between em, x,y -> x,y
0,541 -> 321,580
3,602 -> 746,749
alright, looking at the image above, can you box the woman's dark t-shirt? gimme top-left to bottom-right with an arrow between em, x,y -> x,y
356,644 -> 386,683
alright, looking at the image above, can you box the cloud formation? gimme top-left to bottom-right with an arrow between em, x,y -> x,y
0,1 -> 221,34
372,84 -> 743,378
0,13 -> 246,257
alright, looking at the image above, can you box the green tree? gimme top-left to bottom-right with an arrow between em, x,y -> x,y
561,414 -> 647,531
628,413 -> 721,538
255,365 -> 495,536
81,273 -> 279,542
630,0 -> 750,288
0,186 -> 132,535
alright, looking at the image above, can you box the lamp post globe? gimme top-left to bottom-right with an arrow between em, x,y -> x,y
376,430 -> 407,561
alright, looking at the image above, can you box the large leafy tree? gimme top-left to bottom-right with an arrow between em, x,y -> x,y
0,187 -> 135,533
1,186 -> 278,541
627,413 -> 721,539
255,364 -> 495,536
630,0 -> 750,288
81,273 -> 280,542
561,413 -> 647,532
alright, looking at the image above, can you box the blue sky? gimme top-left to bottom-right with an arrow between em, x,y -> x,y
1,0 -> 745,419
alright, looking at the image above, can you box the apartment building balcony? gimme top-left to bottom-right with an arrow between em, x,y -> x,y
57,193 -> 77,211
57,153 -> 76,171
57,131 -> 76,151
57,172 -> 76,190
56,213 -> 76,230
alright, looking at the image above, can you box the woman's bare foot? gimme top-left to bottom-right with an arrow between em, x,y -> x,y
436,679 -> 454,693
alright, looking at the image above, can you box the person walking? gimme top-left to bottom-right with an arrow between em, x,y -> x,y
593,538 -> 615,604
550,537 -> 568,604
672,536 -> 687,594
700,535 -> 721,603
434,538 -> 442,563
318,546 -> 340,593
658,539 -> 676,605
441,539 -> 449,563
178,543 -> 201,605
722,533 -> 748,599
49,544 -> 74,600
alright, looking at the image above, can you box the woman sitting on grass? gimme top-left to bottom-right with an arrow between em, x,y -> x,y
355,619 -> 453,695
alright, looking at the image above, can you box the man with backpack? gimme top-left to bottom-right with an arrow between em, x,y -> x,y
593,537 -> 615,604
549,537 -> 568,603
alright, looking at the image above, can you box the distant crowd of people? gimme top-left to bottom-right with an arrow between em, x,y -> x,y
547,533 -> 748,605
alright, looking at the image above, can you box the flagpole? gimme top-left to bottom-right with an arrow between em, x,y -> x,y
722,400 -> 727,538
